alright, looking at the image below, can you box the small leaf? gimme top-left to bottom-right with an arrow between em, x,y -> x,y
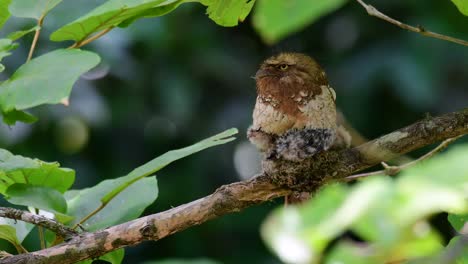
65,177 -> 158,231
142,259 -> 222,264
78,249 -> 124,264
199,0 -> 256,27
452,0 -> 468,16
448,213 -> 468,232
101,128 -> 237,204
7,25 -> 40,41
0,148 -> 75,195
50,0 -> 184,42
0,38 -> 19,72
6,184 -> 67,213
0,49 -> 100,119
2,109 -> 37,125
0,0 -> 12,29
252,0 -> 347,44
9,0 -> 63,19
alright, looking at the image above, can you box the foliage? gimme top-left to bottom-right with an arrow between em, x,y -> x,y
0,0 -> 466,263
262,144 -> 468,264
451,0 -> 468,16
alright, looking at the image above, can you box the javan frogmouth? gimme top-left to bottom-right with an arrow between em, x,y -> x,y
248,53 -> 350,203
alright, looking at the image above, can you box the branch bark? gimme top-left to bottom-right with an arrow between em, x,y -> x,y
1,108 -> 467,264
0,207 -> 77,239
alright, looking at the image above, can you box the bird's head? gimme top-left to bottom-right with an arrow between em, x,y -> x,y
255,53 -> 328,97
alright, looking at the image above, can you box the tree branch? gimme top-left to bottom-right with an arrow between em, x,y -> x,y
355,0 -> 468,47
2,108 -> 467,264
0,207 -> 77,239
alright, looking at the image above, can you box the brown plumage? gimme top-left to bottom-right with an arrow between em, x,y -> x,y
248,53 -> 342,161
247,52 -> 350,204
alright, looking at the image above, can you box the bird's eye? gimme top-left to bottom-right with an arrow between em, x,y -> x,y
279,64 -> 288,70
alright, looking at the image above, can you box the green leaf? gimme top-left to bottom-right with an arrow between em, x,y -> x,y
50,0 -> 185,42
142,259 -> 221,264
448,213 -> 468,232
198,0 -> 256,27
324,241 -> 376,264
252,0 -> 347,44
0,225 -> 20,247
7,25 -> 41,41
2,109 -> 37,125
0,224 -> 24,252
445,236 -> 468,264
0,0 -> 12,29
0,49 -> 100,121
6,184 -> 67,213
0,148 -> 75,195
261,184 -> 348,264
78,249 -> 124,264
9,0 -> 62,19
118,0 -> 184,28
65,176 -> 158,231
452,0 -> 468,16
0,218 -> 34,243
0,38 -> 19,73
100,128 -> 237,204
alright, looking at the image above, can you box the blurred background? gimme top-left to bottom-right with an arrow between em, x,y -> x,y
0,0 -> 467,263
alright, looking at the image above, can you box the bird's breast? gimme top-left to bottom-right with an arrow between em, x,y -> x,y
252,85 -> 337,135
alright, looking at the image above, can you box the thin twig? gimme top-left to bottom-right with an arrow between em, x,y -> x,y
355,0 -> 468,47
68,27 -> 114,49
72,203 -> 106,230
0,207 -> 78,239
346,135 -> 463,181
26,15 -> 45,62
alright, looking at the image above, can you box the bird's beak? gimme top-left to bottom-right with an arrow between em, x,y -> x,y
255,69 -> 272,79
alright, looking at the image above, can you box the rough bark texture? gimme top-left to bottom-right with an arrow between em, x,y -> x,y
0,207 -> 77,239
1,108 -> 467,264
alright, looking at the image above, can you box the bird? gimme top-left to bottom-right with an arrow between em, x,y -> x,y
247,52 -> 350,204
248,52 -> 349,161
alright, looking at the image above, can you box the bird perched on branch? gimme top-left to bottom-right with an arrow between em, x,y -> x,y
248,53 -> 350,203
248,52 -> 350,162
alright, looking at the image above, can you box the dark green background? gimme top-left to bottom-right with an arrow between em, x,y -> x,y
0,0 -> 467,263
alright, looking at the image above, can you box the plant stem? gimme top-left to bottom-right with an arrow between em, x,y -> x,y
27,15 -> 45,62
355,0 -> 468,47
346,135 -> 463,181
72,203 -> 106,230
68,27 -> 114,49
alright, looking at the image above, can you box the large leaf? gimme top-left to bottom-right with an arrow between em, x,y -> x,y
9,0 -> 62,19
262,144 -> 468,263
0,225 -> 23,252
199,0 -> 256,27
101,128 -> 237,203
452,0 -> 468,16
0,218 -> 33,243
0,148 -> 75,195
252,0 -> 347,44
0,0 -> 11,29
0,49 -> 100,124
6,184 -> 67,213
50,0 -> 185,42
65,176 -> 158,231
